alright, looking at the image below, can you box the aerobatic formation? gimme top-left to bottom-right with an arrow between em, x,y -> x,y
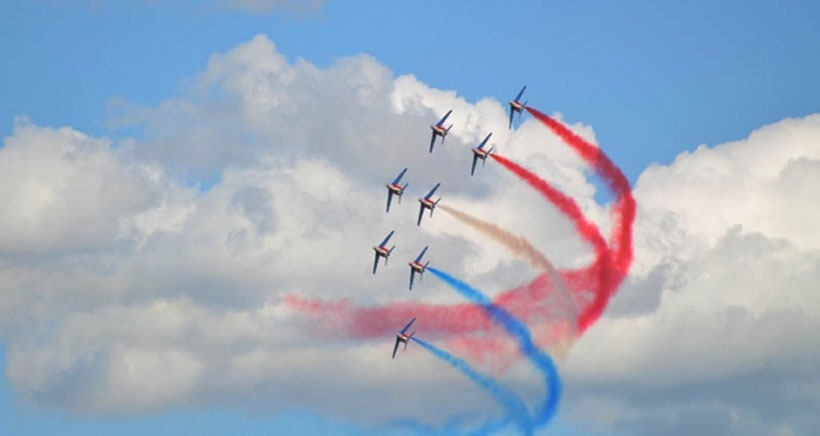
286,85 -> 636,434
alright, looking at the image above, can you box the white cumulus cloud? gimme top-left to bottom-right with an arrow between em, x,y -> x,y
565,114 -> 820,435
2,33 -> 818,435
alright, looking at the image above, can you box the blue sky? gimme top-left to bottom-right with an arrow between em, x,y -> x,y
4,1 -> 820,180
1,1 -> 819,435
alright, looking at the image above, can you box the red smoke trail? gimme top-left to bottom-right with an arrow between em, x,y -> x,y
285,106 -> 636,361
490,153 -> 613,332
286,273 -> 556,340
287,269 -> 585,371
490,154 -> 609,259
524,107 -> 636,330
525,107 -> 636,277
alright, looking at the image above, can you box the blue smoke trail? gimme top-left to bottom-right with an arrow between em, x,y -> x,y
428,267 -> 562,429
411,337 -> 533,436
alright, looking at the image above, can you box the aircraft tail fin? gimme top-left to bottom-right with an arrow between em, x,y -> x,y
406,332 -> 415,349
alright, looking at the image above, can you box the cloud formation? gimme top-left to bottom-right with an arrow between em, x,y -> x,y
3,35 -> 595,426
565,114 -> 820,435
2,34 -> 818,434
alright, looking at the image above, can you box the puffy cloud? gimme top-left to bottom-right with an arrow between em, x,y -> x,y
564,115 -> 820,435
3,33 -> 818,435
2,34 -> 596,423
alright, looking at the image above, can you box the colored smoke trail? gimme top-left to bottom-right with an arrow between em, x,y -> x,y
525,106 -> 636,276
285,273 -> 574,353
523,107 -> 637,331
439,203 -> 559,274
490,153 -> 612,332
279,103 -> 638,433
428,267 -> 562,429
286,104 -> 634,353
411,337 -> 533,436
438,202 -> 579,354
489,153 -> 609,258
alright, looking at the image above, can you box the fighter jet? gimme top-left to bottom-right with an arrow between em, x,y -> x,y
417,183 -> 441,226
508,86 -> 527,129
392,317 -> 417,359
429,109 -> 454,153
470,132 -> 494,176
372,230 -> 396,274
408,246 -> 429,291
385,168 -> 409,213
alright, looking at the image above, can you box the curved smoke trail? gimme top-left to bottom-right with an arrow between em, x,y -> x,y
523,106 -> 637,331
490,152 -> 613,332
287,133 -> 634,340
438,203 -> 578,355
438,203 -> 560,274
410,337 -> 533,435
525,107 -> 634,273
489,153 -> 609,260
428,267 -> 562,429
283,103 -> 637,433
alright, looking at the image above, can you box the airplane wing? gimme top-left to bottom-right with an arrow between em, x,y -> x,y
508,108 -> 515,129
417,204 -> 424,226
479,132 -> 492,149
400,317 -> 417,334
392,168 -> 407,185
429,131 -> 437,153
414,246 -> 428,263
372,252 -> 379,274
386,191 -> 394,213
409,269 -> 415,291
515,85 -> 527,101
379,230 -> 395,247
471,154 -> 479,176
392,338 -> 400,359
425,183 -> 441,199
436,109 -> 453,126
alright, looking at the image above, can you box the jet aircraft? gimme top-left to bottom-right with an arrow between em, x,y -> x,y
372,230 -> 396,274
508,86 -> 527,129
417,183 -> 441,226
429,110 -> 454,153
392,317 -> 417,359
408,246 -> 429,291
386,168 -> 409,213
470,132 -> 494,176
